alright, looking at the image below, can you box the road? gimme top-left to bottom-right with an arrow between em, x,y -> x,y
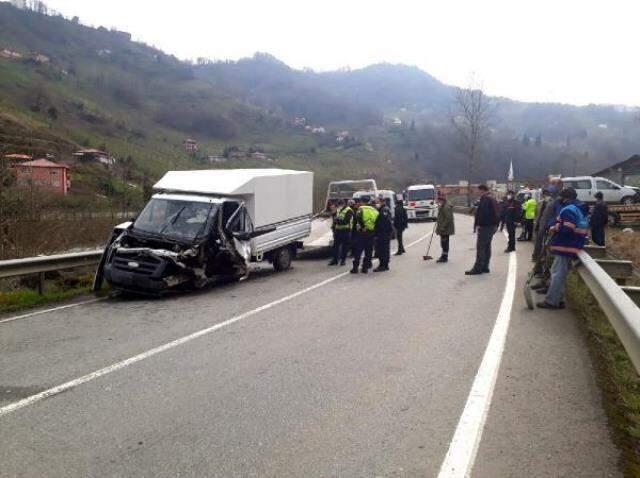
0,215 -> 621,477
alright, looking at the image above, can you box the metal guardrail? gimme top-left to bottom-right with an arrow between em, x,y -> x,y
576,249 -> 640,373
0,250 -> 103,294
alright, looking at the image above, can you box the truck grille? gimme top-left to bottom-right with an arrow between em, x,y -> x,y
112,254 -> 161,276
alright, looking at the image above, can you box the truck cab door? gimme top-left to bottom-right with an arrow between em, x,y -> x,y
225,203 -> 254,262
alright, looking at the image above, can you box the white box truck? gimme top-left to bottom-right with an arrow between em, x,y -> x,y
94,169 -> 313,294
406,184 -> 438,221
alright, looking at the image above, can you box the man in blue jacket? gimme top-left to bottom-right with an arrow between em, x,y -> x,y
537,187 -> 587,309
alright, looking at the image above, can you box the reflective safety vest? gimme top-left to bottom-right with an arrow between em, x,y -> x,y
335,206 -> 353,231
358,205 -> 379,232
523,198 -> 537,220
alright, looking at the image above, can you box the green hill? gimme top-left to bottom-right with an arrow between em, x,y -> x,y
0,1 -> 638,213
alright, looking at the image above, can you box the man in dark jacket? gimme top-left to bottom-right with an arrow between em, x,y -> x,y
467,184 -> 500,275
435,195 -> 455,263
374,197 -> 393,272
393,200 -> 408,255
590,192 -> 608,246
499,191 -> 520,253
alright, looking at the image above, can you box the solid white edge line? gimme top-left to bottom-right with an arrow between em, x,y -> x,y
0,298 -> 105,325
0,229 -> 433,418
437,234 -> 518,478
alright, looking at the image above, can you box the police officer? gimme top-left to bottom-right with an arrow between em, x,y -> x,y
329,199 -> 354,266
351,198 -> 379,274
374,196 -> 393,272
520,194 -> 537,241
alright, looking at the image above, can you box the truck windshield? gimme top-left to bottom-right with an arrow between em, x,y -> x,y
408,189 -> 434,201
133,199 -> 216,241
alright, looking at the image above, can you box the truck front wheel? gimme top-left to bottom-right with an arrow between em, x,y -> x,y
621,196 -> 636,205
273,247 -> 292,271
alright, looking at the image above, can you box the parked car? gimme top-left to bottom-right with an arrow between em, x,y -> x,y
561,176 -> 640,204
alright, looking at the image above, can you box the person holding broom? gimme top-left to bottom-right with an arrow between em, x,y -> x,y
435,194 -> 455,263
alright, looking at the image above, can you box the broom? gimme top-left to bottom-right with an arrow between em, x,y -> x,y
422,224 -> 437,261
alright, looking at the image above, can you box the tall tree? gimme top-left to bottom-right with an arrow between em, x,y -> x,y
450,76 -> 493,205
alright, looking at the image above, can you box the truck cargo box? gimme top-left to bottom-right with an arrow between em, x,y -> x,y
153,169 -> 313,228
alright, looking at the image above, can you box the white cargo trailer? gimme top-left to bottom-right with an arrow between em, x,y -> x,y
94,169 -> 313,294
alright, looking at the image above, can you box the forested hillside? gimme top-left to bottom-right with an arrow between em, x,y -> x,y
0,0 -> 638,211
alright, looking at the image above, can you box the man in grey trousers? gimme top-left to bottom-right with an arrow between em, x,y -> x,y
466,184 -> 500,275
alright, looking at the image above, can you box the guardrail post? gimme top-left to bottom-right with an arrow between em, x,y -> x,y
584,245 -> 607,259
594,259 -> 634,284
622,287 -> 640,307
37,272 -> 45,295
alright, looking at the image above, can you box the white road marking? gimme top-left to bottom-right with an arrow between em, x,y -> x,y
437,239 -> 518,478
0,298 -> 105,325
0,230 -> 433,418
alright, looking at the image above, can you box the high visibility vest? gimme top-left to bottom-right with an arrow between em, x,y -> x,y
358,205 -> 379,232
523,199 -> 537,220
335,206 -> 353,231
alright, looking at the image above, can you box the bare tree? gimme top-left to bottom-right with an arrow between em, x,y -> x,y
450,76 -> 494,205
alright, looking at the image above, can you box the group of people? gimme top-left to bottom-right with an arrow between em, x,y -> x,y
329,197 -> 407,274
331,179 -> 609,311
329,193 -> 457,273
466,178 -> 608,310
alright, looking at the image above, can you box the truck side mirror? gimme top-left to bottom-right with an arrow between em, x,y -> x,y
232,231 -> 251,241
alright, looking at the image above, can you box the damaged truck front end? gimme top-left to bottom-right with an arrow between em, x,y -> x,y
94,195 -> 249,295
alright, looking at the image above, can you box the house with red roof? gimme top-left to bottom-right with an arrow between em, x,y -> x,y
12,158 -> 70,195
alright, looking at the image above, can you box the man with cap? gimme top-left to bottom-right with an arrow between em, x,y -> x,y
537,187 -> 588,309
329,199 -> 354,266
351,197 -> 379,274
435,194 -> 455,262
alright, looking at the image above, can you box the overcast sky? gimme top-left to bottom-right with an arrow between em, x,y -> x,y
43,0 -> 639,106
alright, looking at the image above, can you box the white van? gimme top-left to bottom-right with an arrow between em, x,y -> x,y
406,184 -> 438,221
562,176 -> 639,204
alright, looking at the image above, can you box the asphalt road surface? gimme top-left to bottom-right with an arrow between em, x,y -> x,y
0,216 -> 621,477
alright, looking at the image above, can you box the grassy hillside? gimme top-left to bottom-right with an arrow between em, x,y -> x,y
1,1 -> 638,210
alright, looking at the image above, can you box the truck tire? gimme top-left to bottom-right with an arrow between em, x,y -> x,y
621,196 -> 635,205
273,247 -> 292,271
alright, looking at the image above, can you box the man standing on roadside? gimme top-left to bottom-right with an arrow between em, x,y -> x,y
435,194 -> 455,263
328,199 -> 353,266
538,187 -> 587,309
520,194 -> 537,241
466,184 -> 500,275
532,188 -> 552,263
374,197 -> 393,272
393,199 -> 408,255
590,192 -> 608,247
499,190 -> 520,253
